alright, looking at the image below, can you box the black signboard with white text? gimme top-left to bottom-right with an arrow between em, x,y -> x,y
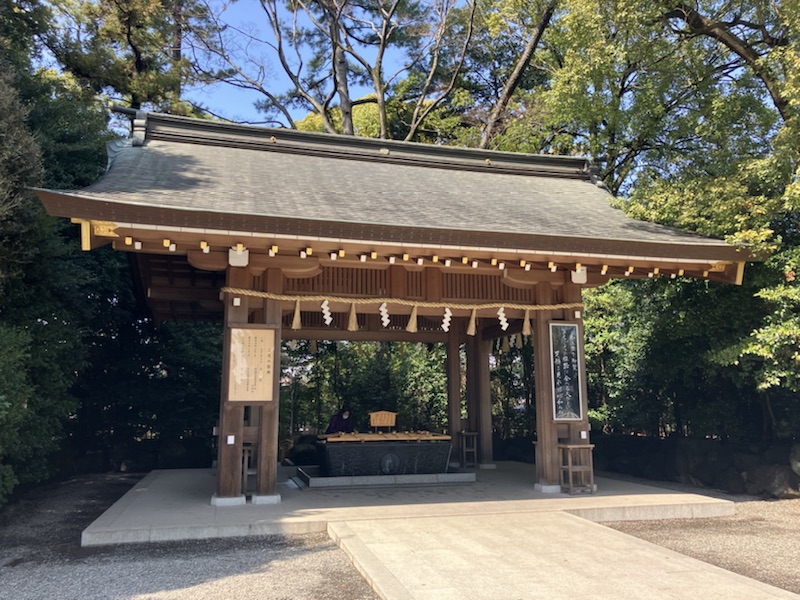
549,322 -> 583,420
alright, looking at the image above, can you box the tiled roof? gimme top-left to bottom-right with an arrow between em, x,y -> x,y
40,111 -> 744,262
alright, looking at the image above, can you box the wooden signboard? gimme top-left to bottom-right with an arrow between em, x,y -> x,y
227,325 -> 277,402
549,322 -> 583,421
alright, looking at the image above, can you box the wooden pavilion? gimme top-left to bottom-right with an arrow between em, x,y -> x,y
34,111 -> 749,504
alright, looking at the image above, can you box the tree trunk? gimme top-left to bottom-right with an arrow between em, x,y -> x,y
666,3 -> 791,122
172,0 -> 184,97
479,2 -> 556,149
331,23 -> 354,135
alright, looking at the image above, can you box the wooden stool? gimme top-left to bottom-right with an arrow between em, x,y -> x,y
461,431 -> 478,468
241,444 -> 256,494
558,443 -> 595,495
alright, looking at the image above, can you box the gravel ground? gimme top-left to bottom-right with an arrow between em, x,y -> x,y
1,472 -> 799,599
601,474 -> 800,596
0,473 -> 379,600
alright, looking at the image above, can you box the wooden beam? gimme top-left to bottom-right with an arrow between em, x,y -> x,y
249,255 -> 322,278
283,328 -> 448,343
502,268 -> 565,288
481,319 -> 524,341
187,250 -> 227,271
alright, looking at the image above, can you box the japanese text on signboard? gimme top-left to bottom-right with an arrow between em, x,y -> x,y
228,327 -> 275,402
550,322 -> 582,420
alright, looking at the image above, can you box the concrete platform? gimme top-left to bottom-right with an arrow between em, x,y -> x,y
81,462 -> 798,599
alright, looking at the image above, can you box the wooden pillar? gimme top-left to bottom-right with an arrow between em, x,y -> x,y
446,327 -> 462,462
476,334 -> 494,466
253,268 -> 283,502
213,266 -> 249,504
534,283 -> 560,490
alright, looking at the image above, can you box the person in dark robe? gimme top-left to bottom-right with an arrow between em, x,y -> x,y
325,407 -> 354,434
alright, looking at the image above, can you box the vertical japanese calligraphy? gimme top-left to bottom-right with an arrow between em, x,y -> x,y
549,322 -> 583,420
228,327 -> 276,402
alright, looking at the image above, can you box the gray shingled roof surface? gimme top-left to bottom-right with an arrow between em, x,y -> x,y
79,137 -> 722,251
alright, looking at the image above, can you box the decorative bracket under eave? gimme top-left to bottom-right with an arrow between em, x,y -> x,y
70,218 -> 117,251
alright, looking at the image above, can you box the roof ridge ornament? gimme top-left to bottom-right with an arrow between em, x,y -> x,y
132,111 -> 148,147
105,139 -> 131,171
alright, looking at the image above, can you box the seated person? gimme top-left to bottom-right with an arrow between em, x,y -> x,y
325,407 -> 354,434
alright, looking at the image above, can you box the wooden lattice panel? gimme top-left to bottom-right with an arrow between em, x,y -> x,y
443,273 -> 536,303
285,267 -> 387,297
406,270 -> 424,299
502,286 -> 537,303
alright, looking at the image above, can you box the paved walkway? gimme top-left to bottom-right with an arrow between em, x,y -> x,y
83,463 -> 798,599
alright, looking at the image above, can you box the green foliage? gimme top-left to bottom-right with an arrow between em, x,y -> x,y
280,341 -> 449,437
21,70 -> 112,189
1,69 -> 116,483
0,74 -> 43,285
393,343 -> 448,431
47,0 -> 210,112
0,324 -> 34,504
490,336 -> 535,438
0,15 -> 120,502
583,275 -> 783,440
70,315 -> 222,468
0,0 -> 50,68
741,247 -> 800,392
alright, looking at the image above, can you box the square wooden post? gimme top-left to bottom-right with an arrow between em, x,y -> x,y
534,283 -> 561,491
465,324 -> 493,466
465,334 -> 480,433
252,268 -> 283,504
446,327 -> 463,465
213,266 -> 249,505
476,335 -> 494,466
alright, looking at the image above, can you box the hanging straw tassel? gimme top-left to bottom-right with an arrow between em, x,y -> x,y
522,309 -> 532,336
406,305 -> 418,333
515,333 -> 523,348
466,308 -> 477,336
347,303 -> 358,332
291,299 -> 302,330
309,339 -> 317,354
502,336 -> 510,354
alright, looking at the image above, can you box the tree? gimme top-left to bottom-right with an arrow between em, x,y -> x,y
661,0 -> 797,122
46,0 -> 211,112
188,0 -> 477,138
477,0 -> 556,149
0,73 -> 43,504
623,0 -> 800,418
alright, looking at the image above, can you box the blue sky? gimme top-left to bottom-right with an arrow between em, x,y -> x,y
182,0 -> 406,127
